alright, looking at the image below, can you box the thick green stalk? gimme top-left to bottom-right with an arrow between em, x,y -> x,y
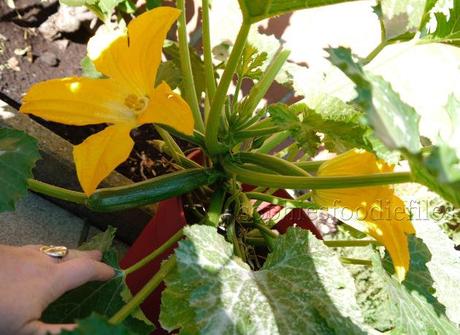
255,130 -> 290,154
110,256 -> 176,325
246,192 -> 319,209
239,50 -> 290,118
27,179 -> 87,204
235,126 -> 283,140
124,229 -> 183,275
295,160 -> 325,172
201,0 -> 217,101
206,21 -> 251,155
154,125 -> 185,164
234,152 -> 310,176
323,240 -> 381,247
204,187 -> 226,226
340,257 -> 372,266
222,158 -> 414,189
177,0 -> 205,132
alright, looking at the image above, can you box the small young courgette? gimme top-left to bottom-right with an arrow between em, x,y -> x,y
86,168 -> 220,212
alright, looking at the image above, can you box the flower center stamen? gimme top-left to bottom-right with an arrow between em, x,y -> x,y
124,94 -> 149,115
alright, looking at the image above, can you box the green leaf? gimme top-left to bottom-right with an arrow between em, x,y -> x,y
160,225 -> 367,334
420,0 -> 460,46
59,313 -> 130,335
78,226 -> 117,253
327,46 -> 422,154
155,61 -> 182,90
146,0 -> 161,10
117,0 -> 136,14
341,245 -> 394,332
378,0 -> 427,39
408,145 -> 460,206
407,94 -> 460,206
372,244 -> 459,335
268,103 -> 321,157
43,228 -> 154,335
411,216 -> 460,325
237,0 -> 361,23
268,97 -> 372,157
0,128 -> 40,212
164,42 -> 205,103
80,56 -> 103,78
236,44 -> 268,81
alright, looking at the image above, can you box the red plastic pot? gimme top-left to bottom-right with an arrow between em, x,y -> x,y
121,152 -> 321,333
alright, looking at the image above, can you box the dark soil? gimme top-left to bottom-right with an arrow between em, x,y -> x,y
0,0 -> 181,182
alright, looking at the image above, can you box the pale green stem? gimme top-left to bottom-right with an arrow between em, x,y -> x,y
177,0 -> 205,132
201,0 -> 217,102
246,192 -> 319,209
123,229 -> 183,275
340,257 -> 372,266
206,21 -> 251,155
27,179 -> 87,204
154,125 -> 185,164
239,50 -> 290,118
323,240 -> 381,247
222,158 -> 414,189
109,256 -> 176,325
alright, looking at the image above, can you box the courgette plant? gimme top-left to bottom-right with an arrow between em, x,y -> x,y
2,0 -> 460,334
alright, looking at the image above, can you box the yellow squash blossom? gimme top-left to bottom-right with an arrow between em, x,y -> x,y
312,149 -> 415,281
20,7 -> 194,195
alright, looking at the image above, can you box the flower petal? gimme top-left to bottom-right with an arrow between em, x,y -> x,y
313,149 -> 395,211
21,77 -> 135,125
365,218 -> 411,282
74,124 -> 134,195
138,82 -> 194,135
87,7 -> 180,95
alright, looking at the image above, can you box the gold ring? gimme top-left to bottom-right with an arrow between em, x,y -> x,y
40,245 -> 69,259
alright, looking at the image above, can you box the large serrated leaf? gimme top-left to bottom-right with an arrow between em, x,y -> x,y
327,46 -> 422,154
410,214 -> 460,325
0,128 -> 40,212
379,0 -> 427,39
59,313 -> 130,335
373,249 -> 459,334
327,46 -> 460,206
161,225 -> 367,334
43,228 -> 154,335
237,0 -> 361,23
421,0 -> 460,46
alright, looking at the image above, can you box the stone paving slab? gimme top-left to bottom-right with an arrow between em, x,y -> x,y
0,191 -> 84,247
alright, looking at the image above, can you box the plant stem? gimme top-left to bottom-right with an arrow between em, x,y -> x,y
239,50 -> 290,118
109,256 -> 177,325
123,229 -> 183,275
246,192 -> 319,209
201,0 -> 217,102
204,187 -> 226,226
177,0 -> 205,132
323,240 -> 381,247
361,40 -> 389,65
222,157 -> 414,189
206,21 -> 251,156
340,257 -> 372,266
295,160 -> 325,172
234,152 -> 311,176
235,126 -> 283,140
27,179 -> 87,204
154,125 -> 184,164
255,130 -> 290,154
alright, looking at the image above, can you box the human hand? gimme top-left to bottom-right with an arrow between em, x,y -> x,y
0,244 -> 115,335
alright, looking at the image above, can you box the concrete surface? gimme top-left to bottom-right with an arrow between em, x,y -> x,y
0,191 -> 85,247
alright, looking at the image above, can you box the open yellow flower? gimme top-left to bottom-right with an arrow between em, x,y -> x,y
312,149 -> 415,281
20,7 -> 194,195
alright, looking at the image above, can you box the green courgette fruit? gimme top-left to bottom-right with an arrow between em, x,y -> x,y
86,168 -> 220,212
